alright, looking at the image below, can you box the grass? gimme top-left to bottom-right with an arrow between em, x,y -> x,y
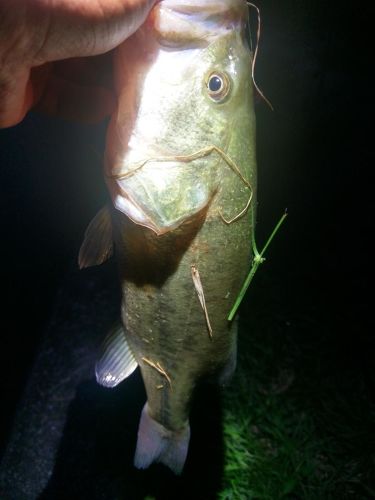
219,273 -> 375,499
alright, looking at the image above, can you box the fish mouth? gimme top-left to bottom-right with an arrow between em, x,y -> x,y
106,156 -> 218,235
152,0 -> 248,48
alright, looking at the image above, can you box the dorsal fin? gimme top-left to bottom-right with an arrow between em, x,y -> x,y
78,206 -> 113,269
96,323 -> 138,388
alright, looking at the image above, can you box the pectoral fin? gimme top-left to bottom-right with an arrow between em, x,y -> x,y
78,205 -> 113,269
96,324 -> 138,388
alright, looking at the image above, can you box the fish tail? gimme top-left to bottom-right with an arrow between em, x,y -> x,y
134,403 -> 190,475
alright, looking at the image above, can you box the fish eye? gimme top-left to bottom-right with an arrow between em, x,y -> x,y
206,71 -> 231,102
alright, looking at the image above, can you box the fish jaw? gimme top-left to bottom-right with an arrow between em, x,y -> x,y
152,0 -> 248,48
106,155 -> 218,235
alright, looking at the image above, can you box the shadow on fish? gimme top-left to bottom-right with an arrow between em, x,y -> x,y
79,0 -> 257,475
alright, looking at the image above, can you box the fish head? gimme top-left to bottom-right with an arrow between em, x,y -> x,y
105,0 -> 254,235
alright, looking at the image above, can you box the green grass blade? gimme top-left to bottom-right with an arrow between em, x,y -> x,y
228,211 -> 287,321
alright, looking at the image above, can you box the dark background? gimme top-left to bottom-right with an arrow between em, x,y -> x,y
0,0 -> 373,495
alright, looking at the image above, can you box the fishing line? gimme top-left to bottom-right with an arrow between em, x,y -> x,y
246,2 -> 273,110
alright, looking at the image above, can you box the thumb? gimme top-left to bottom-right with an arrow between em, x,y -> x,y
0,68 -> 34,127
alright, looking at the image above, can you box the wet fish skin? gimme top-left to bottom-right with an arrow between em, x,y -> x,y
82,0 -> 257,474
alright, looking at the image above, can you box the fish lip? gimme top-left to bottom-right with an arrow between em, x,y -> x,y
109,180 -> 163,235
106,158 -> 214,236
112,180 -> 211,236
104,156 -> 162,234
159,0 -> 245,14
105,146 -> 216,235
152,0 -> 247,48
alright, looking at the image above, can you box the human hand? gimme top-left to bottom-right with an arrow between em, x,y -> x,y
0,0 -> 157,127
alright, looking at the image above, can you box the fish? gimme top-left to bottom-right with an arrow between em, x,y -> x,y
79,0 -> 257,475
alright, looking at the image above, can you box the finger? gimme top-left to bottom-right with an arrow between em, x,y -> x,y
0,0 -> 157,126
0,68 -> 34,127
0,57 -> 116,127
49,56 -> 114,89
35,73 -> 116,123
32,0 -> 158,64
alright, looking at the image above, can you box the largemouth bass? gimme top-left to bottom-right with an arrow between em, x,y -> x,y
79,0 -> 257,475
